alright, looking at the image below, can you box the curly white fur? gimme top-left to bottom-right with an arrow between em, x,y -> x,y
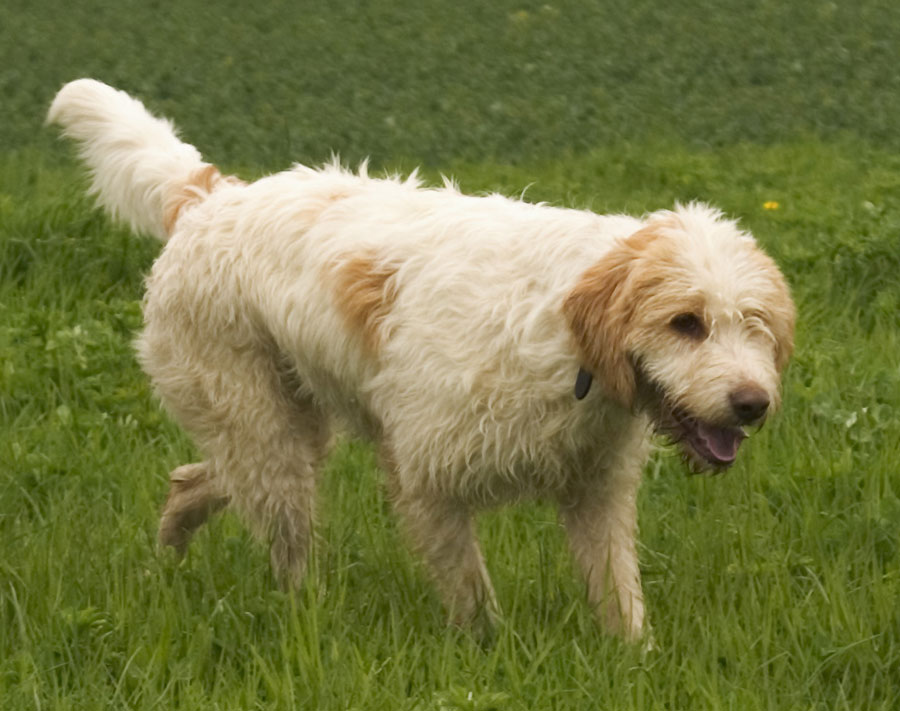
49,79 -> 795,640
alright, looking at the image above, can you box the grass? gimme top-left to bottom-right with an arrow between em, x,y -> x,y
3,1 -> 900,709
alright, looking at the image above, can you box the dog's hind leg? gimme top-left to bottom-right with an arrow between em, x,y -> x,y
208,379 -> 329,590
141,319 -> 330,589
259,392 -> 330,590
158,461 -> 230,555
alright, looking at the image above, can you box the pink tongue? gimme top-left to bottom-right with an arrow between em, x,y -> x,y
695,423 -> 745,463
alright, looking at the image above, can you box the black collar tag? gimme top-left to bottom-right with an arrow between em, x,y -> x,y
574,367 -> 593,400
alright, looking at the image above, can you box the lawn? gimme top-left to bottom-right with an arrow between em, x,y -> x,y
2,2 -> 900,709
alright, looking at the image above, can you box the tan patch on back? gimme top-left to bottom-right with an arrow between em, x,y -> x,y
164,164 -> 245,236
332,253 -> 400,352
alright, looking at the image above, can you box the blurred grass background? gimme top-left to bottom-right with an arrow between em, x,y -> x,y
4,0 -> 900,166
3,1 -> 900,709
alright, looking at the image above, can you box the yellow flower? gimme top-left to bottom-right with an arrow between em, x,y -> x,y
763,201 -> 780,210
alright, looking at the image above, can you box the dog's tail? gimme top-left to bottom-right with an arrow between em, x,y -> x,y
47,79 -> 239,242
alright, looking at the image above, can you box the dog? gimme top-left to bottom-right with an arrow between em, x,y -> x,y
48,79 -> 794,640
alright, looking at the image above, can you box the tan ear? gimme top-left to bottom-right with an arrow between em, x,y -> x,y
768,271 -> 795,375
771,297 -> 795,375
562,227 -> 659,408
748,250 -> 796,375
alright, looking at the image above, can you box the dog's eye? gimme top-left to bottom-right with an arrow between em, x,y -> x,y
670,313 -> 706,340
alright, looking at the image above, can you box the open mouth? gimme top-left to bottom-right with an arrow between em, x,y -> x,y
669,408 -> 746,471
634,366 -> 751,473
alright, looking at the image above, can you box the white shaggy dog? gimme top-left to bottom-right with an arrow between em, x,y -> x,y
48,79 -> 794,640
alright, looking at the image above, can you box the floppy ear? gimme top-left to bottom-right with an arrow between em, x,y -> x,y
769,294 -> 795,376
746,249 -> 796,376
764,267 -> 796,375
562,227 -> 658,409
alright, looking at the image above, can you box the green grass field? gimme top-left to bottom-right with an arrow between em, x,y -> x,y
3,2 -> 900,709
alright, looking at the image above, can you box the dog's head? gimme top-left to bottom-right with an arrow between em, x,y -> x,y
564,203 -> 795,472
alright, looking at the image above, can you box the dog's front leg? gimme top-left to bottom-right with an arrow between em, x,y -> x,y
559,468 -> 645,641
392,490 -> 499,631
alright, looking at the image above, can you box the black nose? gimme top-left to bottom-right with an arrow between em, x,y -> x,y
730,386 -> 770,424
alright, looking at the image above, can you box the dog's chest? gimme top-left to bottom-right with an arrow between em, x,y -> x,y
384,389 -> 647,505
